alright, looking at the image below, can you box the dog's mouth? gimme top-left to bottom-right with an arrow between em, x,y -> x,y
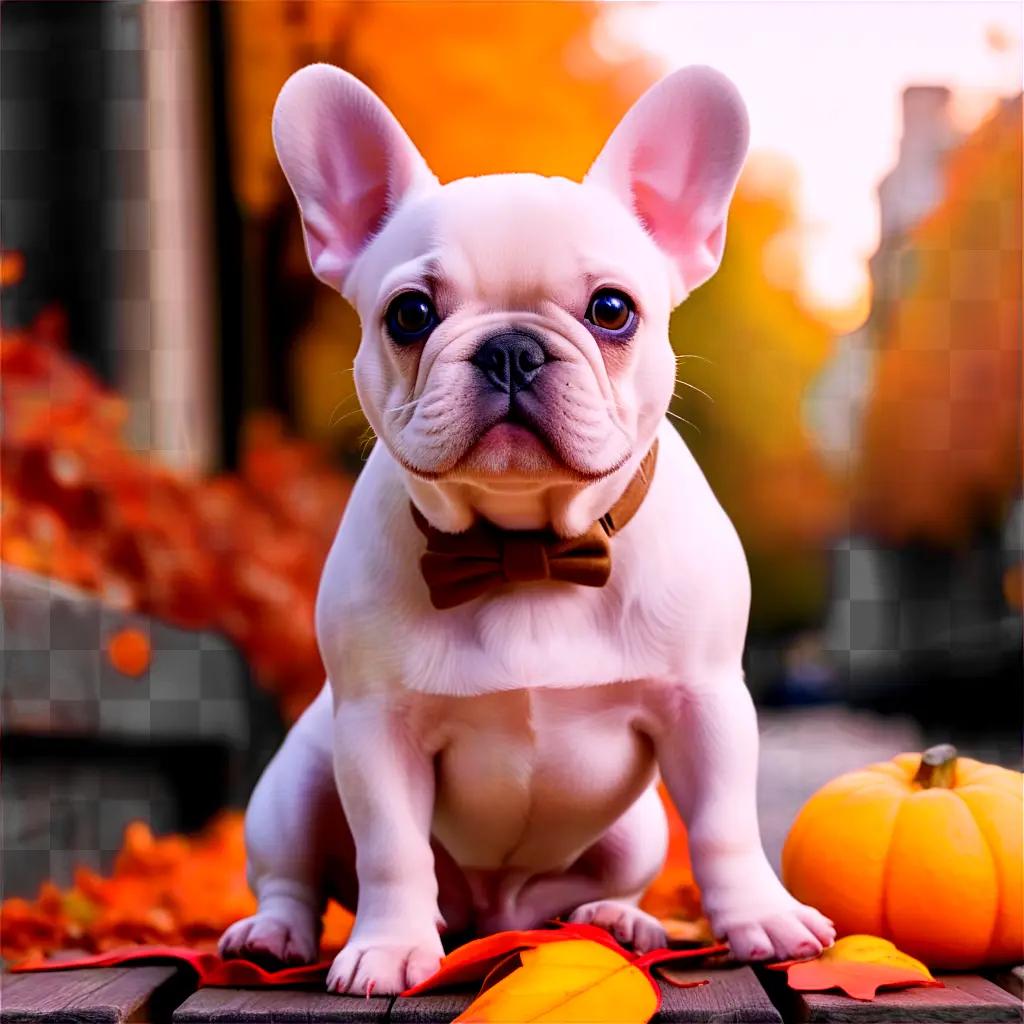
455,405 -> 564,480
388,372 -> 633,484
394,413 -> 613,484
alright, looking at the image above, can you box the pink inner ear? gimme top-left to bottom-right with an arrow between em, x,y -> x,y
300,108 -> 405,285
273,65 -> 437,292
305,181 -> 390,281
584,66 -> 748,298
632,178 -> 726,293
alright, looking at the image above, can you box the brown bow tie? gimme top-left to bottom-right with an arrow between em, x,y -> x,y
411,441 -> 658,610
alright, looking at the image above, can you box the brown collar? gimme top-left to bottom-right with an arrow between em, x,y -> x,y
411,440 -> 658,609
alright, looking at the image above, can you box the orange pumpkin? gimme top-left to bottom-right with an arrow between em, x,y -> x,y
782,744 -> 1023,969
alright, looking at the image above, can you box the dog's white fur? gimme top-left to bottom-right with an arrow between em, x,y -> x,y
220,64 -> 835,994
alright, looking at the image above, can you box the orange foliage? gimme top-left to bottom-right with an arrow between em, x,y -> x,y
0,787 -> 700,964
1,310 -> 349,720
0,815 -> 353,964
223,2 -> 653,215
856,96 -> 1022,545
669,170 -> 846,626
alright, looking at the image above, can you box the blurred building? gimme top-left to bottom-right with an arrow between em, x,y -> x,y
2,3 -> 221,471
806,88 -> 1022,740
807,88 -> 961,472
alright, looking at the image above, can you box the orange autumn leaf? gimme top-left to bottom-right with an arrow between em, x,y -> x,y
456,940 -> 661,1024
1,249 -> 25,286
106,628 -> 152,677
406,924 -> 725,1024
639,784 -> 702,925
770,934 -> 943,1001
404,925 -> 609,996
0,813 -> 353,964
405,922 -> 725,999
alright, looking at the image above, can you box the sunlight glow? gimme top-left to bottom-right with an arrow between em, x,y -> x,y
599,1 -> 1022,328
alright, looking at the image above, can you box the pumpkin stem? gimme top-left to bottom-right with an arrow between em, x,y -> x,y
913,744 -> 958,789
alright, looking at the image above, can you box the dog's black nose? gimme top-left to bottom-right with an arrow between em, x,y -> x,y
471,332 -> 547,394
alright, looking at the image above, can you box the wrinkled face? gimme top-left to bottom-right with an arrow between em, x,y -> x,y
272,63 -> 748,493
346,174 -> 676,483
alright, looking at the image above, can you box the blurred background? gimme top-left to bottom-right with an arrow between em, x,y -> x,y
1,0 -> 1020,960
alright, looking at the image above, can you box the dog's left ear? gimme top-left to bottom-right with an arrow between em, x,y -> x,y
585,66 -> 749,299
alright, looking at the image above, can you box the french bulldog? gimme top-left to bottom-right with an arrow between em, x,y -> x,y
220,63 -> 835,995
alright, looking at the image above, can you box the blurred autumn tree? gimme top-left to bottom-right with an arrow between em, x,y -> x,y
221,1 -> 842,628
669,162 -> 845,628
856,96 -> 1022,546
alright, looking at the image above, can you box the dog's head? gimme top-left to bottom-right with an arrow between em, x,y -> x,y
273,65 -> 747,497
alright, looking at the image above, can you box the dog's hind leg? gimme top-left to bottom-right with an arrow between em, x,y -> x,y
220,685 -> 339,965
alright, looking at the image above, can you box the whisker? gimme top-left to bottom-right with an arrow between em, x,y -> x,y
674,377 -> 714,403
329,391 -> 358,410
666,408 -> 701,435
328,397 -> 365,428
674,353 -> 714,366
359,427 -> 377,461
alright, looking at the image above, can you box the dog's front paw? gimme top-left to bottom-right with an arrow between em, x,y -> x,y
568,900 -> 667,952
326,934 -> 444,995
703,876 -> 835,962
219,912 -> 319,966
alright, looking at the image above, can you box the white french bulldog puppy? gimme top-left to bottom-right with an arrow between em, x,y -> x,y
220,63 -> 835,995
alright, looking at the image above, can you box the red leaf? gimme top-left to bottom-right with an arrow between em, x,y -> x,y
9,944 -> 335,988
403,921 -> 727,997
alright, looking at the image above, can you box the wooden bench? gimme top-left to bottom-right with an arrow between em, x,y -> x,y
3,964 -> 1021,1023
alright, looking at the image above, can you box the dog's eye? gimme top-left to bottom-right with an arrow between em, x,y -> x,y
585,289 -> 635,334
385,291 -> 438,344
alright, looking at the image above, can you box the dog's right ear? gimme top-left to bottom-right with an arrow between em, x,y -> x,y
272,64 -> 438,294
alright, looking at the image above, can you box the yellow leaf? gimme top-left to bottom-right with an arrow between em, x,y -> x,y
770,934 -> 943,1001
455,939 -> 659,1024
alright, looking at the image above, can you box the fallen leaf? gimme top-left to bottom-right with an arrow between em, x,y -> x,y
455,939 -> 661,1024
9,944 -> 335,988
106,628 -> 151,677
652,965 -> 712,989
404,922 -> 725,997
403,925 -> 601,995
405,923 -> 725,1024
769,934 -> 944,1001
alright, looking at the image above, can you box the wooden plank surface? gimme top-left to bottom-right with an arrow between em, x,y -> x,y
171,987 -> 391,1023
992,966 -> 1024,1000
786,972 -> 1023,1022
389,991 -> 473,1023
7,964 -> 1020,1023
1,966 -> 183,1024
389,968 -> 781,1023
657,966 -> 782,1022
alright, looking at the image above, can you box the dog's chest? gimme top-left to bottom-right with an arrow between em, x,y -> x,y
411,683 -> 656,870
